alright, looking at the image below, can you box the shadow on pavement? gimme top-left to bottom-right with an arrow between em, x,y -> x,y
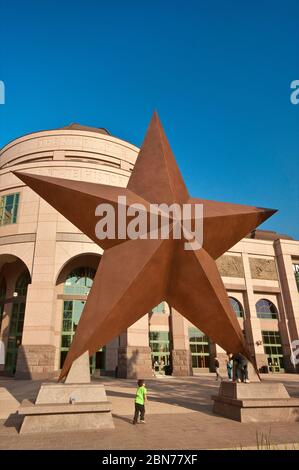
106,387 -> 215,415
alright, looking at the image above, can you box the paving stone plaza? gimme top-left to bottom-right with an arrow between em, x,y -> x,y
1,374 -> 298,450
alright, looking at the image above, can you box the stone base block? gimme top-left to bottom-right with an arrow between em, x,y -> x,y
0,387 -> 20,419
117,346 -> 152,379
212,381 -> 299,423
172,349 -> 193,376
18,382 -> 114,434
35,383 -> 108,404
19,405 -> 114,434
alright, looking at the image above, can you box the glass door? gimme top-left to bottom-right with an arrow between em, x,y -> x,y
262,331 -> 284,373
267,355 -> 283,373
149,331 -> 170,374
60,300 -> 104,374
5,302 -> 25,374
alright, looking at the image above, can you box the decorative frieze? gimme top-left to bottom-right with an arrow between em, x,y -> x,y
216,255 -> 244,278
249,257 -> 278,280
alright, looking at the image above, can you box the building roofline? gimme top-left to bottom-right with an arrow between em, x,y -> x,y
246,229 -> 294,242
0,123 -> 137,153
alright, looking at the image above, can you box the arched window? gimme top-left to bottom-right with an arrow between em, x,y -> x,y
256,299 -> 278,319
0,279 -> 6,332
64,267 -> 96,295
229,297 -> 244,318
15,271 -> 31,296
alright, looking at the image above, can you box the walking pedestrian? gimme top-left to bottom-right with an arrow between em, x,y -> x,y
214,356 -> 222,381
226,353 -> 233,380
132,379 -> 147,424
233,353 -> 250,383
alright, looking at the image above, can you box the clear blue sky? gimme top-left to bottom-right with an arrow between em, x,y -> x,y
0,0 -> 298,238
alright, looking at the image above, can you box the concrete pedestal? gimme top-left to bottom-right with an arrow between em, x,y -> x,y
212,381 -> 299,423
0,387 -> 19,419
18,352 -> 114,433
18,383 -> 114,433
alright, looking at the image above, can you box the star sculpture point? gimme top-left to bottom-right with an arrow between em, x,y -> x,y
14,112 -> 276,379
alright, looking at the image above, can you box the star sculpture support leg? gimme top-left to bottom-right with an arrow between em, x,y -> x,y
13,112 -> 276,380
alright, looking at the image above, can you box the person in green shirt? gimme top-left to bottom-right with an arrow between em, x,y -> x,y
132,379 -> 147,424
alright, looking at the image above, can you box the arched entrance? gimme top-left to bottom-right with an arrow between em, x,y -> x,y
5,270 -> 31,374
57,255 -> 105,374
0,278 -> 6,333
0,254 -> 31,375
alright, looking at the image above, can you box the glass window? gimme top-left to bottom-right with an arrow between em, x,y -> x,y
261,330 -> 284,372
61,334 -> 72,348
64,267 -> 96,295
60,267 -> 104,373
188,327 -> 210,369
149,331 -> 169,342
61,300 -> 84,348
293,264 -> 299,292
0,193 -> 20,226
151,302 -> 166,314
5,298 -> 27,374
15,271 -> 31,296
60,299 -> 104,370
149,331 -> 170,368
229,297 -> 244,318
256,299 -> 278,319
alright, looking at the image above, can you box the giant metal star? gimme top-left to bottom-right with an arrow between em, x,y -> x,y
14,113 -> 276,379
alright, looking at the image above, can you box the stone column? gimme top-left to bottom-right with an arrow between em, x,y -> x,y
105,336 -> 119,376
16,199 -> 57,379
170,308 -> 193,376
241,253 -> 268,371
117,315 -> 152,379
0,264 -> 15,372
274,240 -> 299,372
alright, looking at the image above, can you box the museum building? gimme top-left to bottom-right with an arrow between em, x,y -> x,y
0,124 -> 298,379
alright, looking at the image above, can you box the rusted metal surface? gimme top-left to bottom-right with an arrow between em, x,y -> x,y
14,112 -> 276,380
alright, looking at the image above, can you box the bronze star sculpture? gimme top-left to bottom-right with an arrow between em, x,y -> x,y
14,112 -> 276,380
